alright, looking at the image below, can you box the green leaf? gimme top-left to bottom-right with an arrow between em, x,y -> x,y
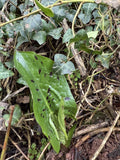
32,31 -> 46,45
79,44 -> 102,55
23,14 -> 41,33
14,50 -> 77,153
0,0 -> 6,9
65,124 -> 77,148
34,0 -> 54,17
48,27 -> 63,40
63,29 -> 73,43
17,77 -> 28,86
95,52 -> 113,68
3,105 -> 22,126
16,36 -> 29,48
5,60 -> 14,69
53,54 -> 75,75
87,31 -> 98,39
41,0 -> 56,6
70,29 -> 88,43
52,5 -> 76,23
0,62 -> 14,79
58,99 -> 68,141
78,3 -> 97,24
69,30 -> 101,55
41,19 -> 54,33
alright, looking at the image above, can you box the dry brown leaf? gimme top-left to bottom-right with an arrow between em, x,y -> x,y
16,96 -> 30,104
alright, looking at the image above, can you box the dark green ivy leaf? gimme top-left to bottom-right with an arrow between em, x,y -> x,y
53,54 -> 75,75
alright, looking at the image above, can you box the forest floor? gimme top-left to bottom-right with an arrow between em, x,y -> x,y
0,41 -> 120,160
0,1 -> 120,160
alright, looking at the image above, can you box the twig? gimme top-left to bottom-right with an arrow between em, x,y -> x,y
1,86 -> 28,102
90,111 -> 120,160
5,152 -> 21,160
38,142 -> 50,160
75,127 -> 120,147
9,137 -> 30,160
73,121 -> 109,138
0,105 -> 15,160
0,11 -> 13,26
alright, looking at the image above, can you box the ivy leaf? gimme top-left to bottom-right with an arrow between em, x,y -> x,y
53,54 -> 75,75
87,31 -> 98,39
70,29 -> 88,43
3,105 -> 22,126
16,36 -> 29,48
48,27 -> 63,40
34,0 -> 54,17
41,19 -> 54,33
63,28 -> 73,43
41,0 -> 57,6
23,14 -> 41,33
14,51 -> 77,153
52,5 -> 76,23
95,52 -> 113,68
0,0 -> 6,9
32,31 -> 46,45
17,77 -> 28,86
78,3 -> 97,24
0,62 -> 14,79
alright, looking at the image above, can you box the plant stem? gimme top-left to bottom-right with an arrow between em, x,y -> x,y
0,0 -> 96,27
0,106 -> 15,160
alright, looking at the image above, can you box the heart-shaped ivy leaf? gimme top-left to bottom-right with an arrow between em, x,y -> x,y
14,51 -> 77,153
53,54 -> 75,75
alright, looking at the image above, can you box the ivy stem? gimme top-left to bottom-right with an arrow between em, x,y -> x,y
0,0 -> 98,27
72,2 -> 84,36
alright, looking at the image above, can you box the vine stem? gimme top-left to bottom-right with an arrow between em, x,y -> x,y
72,2 -> 84,36
0,0 -> 96,27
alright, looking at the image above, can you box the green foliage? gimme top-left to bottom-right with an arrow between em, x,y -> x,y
52,4 -> 76,23
28,139 -> 51,160
3,105 -> 22,126
35,0 -> 54,17
0,1 -> 118,69
28,143 -> 40,160
70,70 -> 81,88
0,0 -> 6,9
53,54 -> 75,75
95,52 -> 113,68
65,124 -> 77,148
63,28 -> 74,43
0,62 -> 14,80
1,0 -> 120,155
48,27 -> 63,40
32,31 -> 46,45
78,3 -> 97,24
14,50 -> 77,153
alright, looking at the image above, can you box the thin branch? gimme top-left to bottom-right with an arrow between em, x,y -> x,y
90,111 -> 120,160
0,106 -> 15,160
